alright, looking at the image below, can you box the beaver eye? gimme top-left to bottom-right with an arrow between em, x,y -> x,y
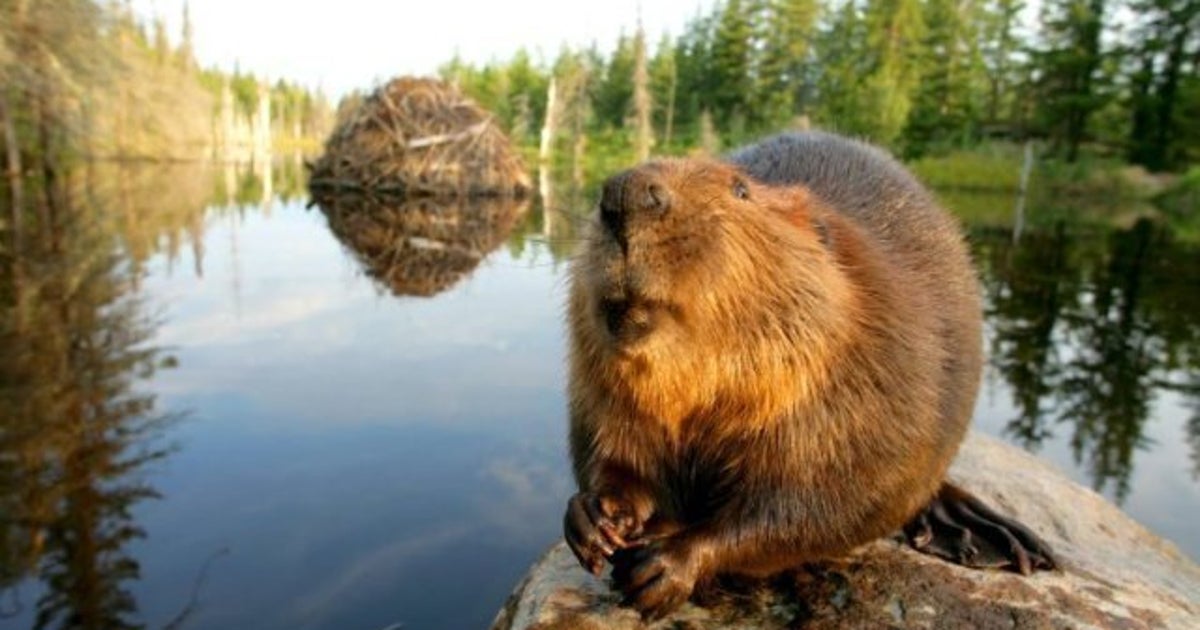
733,178 -> 750,200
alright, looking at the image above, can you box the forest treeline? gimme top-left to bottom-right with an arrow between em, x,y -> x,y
0,0 -> 333,204
438,0 -> 1199,172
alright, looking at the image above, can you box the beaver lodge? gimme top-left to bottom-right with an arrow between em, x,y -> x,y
307,77 -> 530,198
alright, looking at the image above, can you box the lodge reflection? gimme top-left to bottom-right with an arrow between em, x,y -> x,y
314,194 -> 529,297
1,184 -> 177,629
972,219 -> 1200,502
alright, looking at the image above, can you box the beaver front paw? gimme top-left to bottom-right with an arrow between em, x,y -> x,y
563,492 -> 645,575
611,538 -> 712,620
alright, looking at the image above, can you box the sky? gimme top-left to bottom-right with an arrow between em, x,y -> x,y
130,0 -> 714,98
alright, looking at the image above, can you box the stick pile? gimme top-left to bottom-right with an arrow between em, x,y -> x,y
308,77 -> 530,197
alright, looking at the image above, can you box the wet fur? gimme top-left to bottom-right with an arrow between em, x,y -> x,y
566,132 -> 983,586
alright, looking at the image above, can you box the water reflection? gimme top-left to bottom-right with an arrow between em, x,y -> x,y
0,159 -> 311,629
80,158 -> 309,281
1,184 -> 175,629
313,195 -> 529,297
1190,410 -> 1200,479
971,218 -> 1200,502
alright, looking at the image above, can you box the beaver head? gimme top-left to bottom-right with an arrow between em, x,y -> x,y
569,159 -> 846,371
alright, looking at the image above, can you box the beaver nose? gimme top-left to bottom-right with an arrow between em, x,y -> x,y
599,171 -> 670,245
600,297 -> 653,343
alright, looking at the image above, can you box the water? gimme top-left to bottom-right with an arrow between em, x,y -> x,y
1,164 -> 1197,630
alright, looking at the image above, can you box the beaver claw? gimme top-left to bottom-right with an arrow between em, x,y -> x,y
611,540 -> 701,620
563,492 -> 643,576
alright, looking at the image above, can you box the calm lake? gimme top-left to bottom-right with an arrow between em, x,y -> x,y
2,161 -> 1197,630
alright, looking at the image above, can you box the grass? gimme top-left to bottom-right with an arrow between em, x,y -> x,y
909,144 -> 1026,191
908,142 -> 1154,200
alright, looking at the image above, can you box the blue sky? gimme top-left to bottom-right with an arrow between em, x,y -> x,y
131,0 -> 714,97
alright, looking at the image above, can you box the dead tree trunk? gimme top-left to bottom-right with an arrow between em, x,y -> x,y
539,77 -> 559,166
36,93 -> 59,243
632,25 -> 653,162
1013,140 -> 1034,245
572,134 -> 586,191
664,61 -> 676,149
254,81 -> 272,163
1,92 -> 24,248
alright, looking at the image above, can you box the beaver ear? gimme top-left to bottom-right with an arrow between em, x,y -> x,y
732,177 -> 750,200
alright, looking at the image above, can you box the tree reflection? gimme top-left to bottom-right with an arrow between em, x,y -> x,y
978,222 -> 1080,449
314,194 -> 528,297
1189,407 -> 1200,480
1,177 -> 176,629
1058,221 -> 1159,500
974,218 -> 1200,503
98,159 -> 309,279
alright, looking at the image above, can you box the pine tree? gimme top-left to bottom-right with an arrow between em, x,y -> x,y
979,0 -> 1024,128
1125,0 -> 1200,170
506,49 -> 549,143
594,34 -> 636,129
673,11 -> 716,141
710,0 -> 757,133
1033,0 -> 1109,162
757,0 -> 821,128
815,0 -> 869,134
904,0 -> 987,155
649,35 -> 678,147
859,0 -> 927,146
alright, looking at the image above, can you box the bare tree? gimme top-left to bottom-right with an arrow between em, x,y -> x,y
632,22 -> 654,161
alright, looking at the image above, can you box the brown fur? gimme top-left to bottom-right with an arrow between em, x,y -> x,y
564,132 -> 986,613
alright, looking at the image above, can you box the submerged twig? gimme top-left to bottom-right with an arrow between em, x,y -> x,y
161,547 -> 231,630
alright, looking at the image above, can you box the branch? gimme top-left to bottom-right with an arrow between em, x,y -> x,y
405,121 -> 488,149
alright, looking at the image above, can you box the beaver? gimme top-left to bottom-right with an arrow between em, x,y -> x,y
562,131 -> 1056,619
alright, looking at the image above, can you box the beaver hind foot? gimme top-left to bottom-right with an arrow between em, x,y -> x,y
904,483 -> 1058,575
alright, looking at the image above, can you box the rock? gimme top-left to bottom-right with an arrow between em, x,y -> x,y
490,432 -> 1200,629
